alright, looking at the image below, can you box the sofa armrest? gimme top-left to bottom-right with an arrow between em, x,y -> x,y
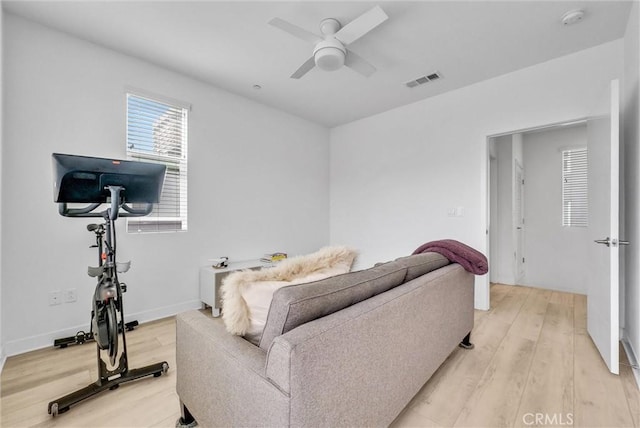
176,310 -> 290,427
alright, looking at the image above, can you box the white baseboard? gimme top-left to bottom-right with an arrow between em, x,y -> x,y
3,300 -> 202,357
621,335 -> 640,390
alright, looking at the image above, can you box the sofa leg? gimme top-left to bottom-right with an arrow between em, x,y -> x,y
176,402 -> 197,428
459,332 -> 474,349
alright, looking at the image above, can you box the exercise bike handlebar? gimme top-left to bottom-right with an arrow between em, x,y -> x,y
58,202 -> 153,218
57,186 -> 154,218
120,203 -> 155,216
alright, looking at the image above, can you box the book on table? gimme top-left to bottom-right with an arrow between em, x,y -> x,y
260,252 -> 287,263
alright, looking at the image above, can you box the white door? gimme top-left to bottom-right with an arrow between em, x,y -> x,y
587,79 -> 620,374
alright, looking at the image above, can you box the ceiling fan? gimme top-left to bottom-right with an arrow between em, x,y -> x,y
269,6 -> 388,79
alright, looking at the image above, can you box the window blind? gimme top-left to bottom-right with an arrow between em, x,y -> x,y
126,93 -> 188,233
562,148 -> 587,227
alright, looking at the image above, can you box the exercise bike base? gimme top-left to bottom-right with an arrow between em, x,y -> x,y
47,361 -> 169,416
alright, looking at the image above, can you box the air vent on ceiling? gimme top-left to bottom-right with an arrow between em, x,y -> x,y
405,71 -> 442,88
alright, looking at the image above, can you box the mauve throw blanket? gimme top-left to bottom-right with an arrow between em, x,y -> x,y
412,239 -> 488,275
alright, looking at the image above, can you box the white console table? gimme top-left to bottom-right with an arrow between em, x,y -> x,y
199,260 -> 266,317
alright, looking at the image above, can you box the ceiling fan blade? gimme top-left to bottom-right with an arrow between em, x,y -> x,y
291,56 -> 316,79
345,49 -> 376,77
269,17 -> 323,45
334,6 -> 388,46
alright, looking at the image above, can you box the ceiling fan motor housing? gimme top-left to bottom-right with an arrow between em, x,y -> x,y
313,38 -> 346,71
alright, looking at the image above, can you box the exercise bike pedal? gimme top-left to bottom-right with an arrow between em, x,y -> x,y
53,330 -> 94,348
52,321 -> 137,348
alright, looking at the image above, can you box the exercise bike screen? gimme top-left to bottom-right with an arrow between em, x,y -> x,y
52,153 -> 166,204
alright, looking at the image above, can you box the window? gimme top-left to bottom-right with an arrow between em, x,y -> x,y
562,148 -> 587,227
126,93 -> 188,233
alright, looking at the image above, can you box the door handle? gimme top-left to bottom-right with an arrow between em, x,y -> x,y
611,239 -> 629,247
595,237 -> 630,247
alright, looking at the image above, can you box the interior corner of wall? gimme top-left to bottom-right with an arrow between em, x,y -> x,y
621,336 -> 640,389
0,347 -> 6,374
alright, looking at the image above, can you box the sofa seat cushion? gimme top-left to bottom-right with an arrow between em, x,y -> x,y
221,246 -> 357,345
259,261 -> 408,350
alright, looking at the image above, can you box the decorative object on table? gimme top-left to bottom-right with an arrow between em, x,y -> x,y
260,252 -> 288,263
209,257 -> 229,269
222,246 -> 357,344
412,239 -> 488,275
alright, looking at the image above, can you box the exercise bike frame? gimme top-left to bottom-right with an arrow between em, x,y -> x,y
48,186 -> 168,417
90,218 -> 124,370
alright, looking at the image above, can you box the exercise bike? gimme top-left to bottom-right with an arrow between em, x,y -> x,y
48,153 -> 169,416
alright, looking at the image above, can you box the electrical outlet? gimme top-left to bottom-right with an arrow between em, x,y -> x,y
64,288 -> 77,303
49,290 -> 62,306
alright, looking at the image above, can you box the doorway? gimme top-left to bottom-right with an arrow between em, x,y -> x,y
487,121 -> 589,293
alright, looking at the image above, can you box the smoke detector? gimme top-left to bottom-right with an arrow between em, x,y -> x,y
561,9 -> 585,26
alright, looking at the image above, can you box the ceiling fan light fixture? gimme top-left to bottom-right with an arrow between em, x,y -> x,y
313,38 -> 346,71
315,46 -> 345,71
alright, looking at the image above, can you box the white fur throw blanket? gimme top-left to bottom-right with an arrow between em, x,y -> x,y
221,246 -> 357,343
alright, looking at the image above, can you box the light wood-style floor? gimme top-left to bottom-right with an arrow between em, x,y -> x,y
391,284 -> 640,428
1,284 -> 639,427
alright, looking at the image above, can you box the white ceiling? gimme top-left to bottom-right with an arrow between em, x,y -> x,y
3,1 -> 633,127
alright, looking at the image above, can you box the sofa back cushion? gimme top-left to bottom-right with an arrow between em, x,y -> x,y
395,252 -> 450,282
221,246 -> 357,345
259,261 -> 407,350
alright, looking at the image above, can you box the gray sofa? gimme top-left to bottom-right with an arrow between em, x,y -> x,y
175,252 -> 475,427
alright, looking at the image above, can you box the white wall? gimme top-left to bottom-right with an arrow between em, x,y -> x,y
2,14 -> 330,356
330,40 -> 623,310
520,124 -> 589,294
494,136 -> 514,284
623,0 -> 640,375
492,133 -> 524,286
488,141 -> 498,284
0,3 -> 5,370
512,134 -> 524,163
